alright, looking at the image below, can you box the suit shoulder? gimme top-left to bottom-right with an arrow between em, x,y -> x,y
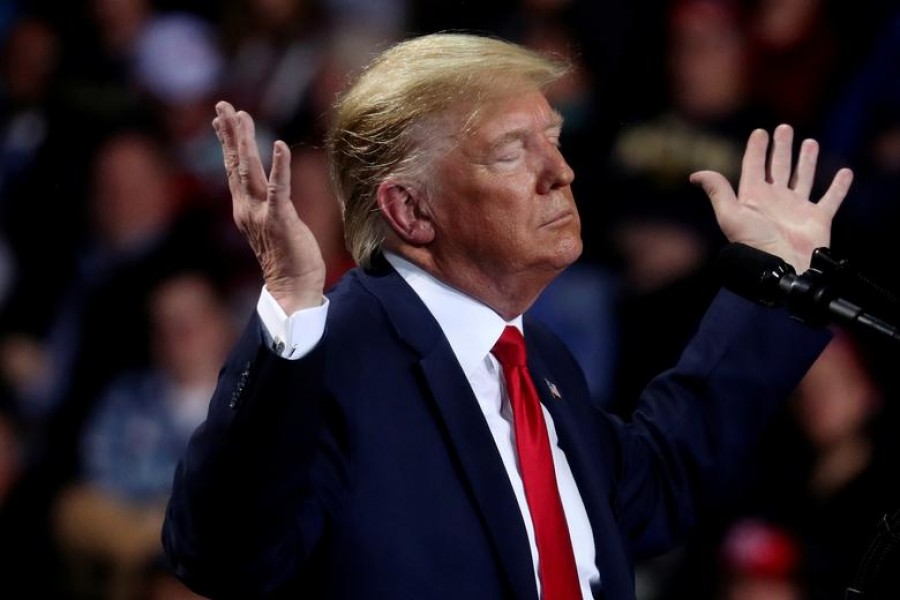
525,316 -> 576,361
323,269 -> 391,340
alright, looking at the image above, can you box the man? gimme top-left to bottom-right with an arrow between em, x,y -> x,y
162,33 -> 853,599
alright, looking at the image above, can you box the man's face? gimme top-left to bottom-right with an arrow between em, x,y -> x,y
425,88 -> 582,286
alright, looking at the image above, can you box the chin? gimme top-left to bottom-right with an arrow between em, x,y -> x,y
548,235 -> 583,270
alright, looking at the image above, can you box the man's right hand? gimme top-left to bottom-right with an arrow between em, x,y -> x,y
213,101 -> 326,313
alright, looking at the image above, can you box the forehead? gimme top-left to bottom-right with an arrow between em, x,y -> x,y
465,89 -> 562,139
411,88 -> 562,169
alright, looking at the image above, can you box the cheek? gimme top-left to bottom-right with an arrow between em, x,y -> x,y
459,190 -> 530,235
463,214 -> 516,255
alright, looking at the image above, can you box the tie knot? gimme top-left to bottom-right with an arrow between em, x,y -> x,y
492,326 -> 527,368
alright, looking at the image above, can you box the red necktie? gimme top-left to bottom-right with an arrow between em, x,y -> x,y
491,326 -> 581,599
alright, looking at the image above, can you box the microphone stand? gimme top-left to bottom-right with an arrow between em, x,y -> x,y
718,243 -> 900,344
785,247 -> 900,343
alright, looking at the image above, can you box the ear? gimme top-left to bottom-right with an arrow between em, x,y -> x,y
376,181 -> 435,245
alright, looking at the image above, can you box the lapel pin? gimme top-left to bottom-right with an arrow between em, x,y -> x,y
545,379 -> 562,399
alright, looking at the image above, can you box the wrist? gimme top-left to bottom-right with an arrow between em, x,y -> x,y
264,264 -> 326,314
267,281 -> 324,314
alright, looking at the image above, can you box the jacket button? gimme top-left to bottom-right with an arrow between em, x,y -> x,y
229,362 -> 252,409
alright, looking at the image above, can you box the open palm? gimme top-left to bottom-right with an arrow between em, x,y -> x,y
213,101 -> 326,313
691,124 -> 853,272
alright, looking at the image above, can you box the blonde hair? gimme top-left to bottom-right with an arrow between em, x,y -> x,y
327,33 -> 569,267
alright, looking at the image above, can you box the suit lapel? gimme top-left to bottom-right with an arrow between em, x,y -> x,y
419,353 -> 538,600
357,258 -> 537,600
524,321 -> 635,600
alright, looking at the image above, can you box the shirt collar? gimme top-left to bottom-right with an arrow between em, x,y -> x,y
384,252 -> 523,377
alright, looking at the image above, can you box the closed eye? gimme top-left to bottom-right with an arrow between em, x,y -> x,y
491,140 -> 525,163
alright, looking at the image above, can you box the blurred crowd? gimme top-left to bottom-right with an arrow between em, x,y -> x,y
1,0 -> 900,598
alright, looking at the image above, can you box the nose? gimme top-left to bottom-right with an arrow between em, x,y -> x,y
537,142 -> 575,195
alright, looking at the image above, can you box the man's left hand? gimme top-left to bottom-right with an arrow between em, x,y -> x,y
690,124 -> 854,272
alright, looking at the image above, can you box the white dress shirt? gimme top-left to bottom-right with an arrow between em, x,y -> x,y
256,252 -> 599,598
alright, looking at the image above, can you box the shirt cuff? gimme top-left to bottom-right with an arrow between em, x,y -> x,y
256,286 -> 329,360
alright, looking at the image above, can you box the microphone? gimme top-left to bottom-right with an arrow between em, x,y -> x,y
717,243 -> 900,342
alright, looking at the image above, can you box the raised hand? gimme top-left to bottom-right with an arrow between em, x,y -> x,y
212,101 -> 326,313
690,124 -> 854,272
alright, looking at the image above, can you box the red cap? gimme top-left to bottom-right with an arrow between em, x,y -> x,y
721,518 -> 801,579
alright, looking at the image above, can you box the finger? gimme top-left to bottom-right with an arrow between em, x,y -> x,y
768,124 -> 794,186
234,111 -> 268,201
214,102 -> 242,196
789,138 -> 819,198
690,170 -> 737,217
268,140 -> 292,208
818,167 -> 853,218
738,129 -> 769,198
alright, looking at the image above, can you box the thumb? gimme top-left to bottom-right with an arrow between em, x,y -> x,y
689,170 -> 737,212
690,170 -> 739,231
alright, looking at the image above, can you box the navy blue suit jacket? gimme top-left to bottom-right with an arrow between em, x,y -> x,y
163,256 -> 829,599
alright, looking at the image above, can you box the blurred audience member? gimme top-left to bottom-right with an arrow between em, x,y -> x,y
1,131 -> 175,422
745,0 -> 840,135
606,0 -> 767,411
0,15 -> 80,333
717,519 -> 803,600
0,16 -> 60,201
220,0 -> 330,137
661,329 -> 900,599
219,0 -> 399,145
0,129 -> 221,482
56,0 -> 155,130
133,12 -> 233,202
819,12 -> 900,296
278,22 -> 399,145
53,271 -> 234,600
779,330 -> 897,599
0,21 -> 69,566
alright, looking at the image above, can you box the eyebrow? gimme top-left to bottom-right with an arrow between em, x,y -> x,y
547,111 -> 565,131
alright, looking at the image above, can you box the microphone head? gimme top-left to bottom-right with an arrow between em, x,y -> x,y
717,243 -> 795,307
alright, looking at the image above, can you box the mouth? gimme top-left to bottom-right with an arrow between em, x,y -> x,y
540,211 -> 576,228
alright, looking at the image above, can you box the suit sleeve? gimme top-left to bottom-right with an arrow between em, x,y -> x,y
162,313 -> 348,598
602,289 -> 831,557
